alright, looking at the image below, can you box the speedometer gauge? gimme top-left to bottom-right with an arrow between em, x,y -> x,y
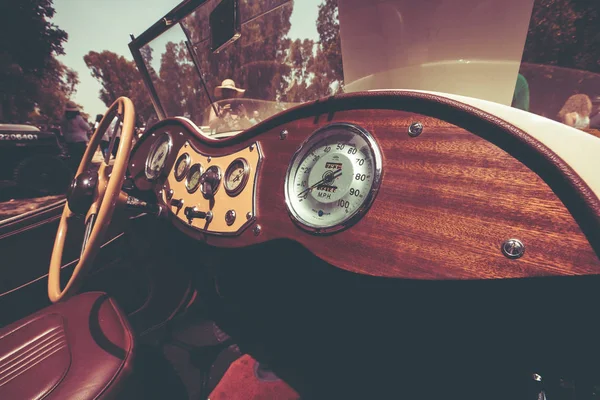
284,123 -> 382,234
145,133 -> 172,180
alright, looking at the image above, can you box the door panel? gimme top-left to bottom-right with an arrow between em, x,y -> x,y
0,200 -> 193,333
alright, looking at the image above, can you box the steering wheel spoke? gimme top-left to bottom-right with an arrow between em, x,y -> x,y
81,213 -> 97,258
104,114 -> 123,165
48,97 -> 136,303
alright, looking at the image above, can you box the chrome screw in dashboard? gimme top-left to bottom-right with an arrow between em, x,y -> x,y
408,122 -> 423,137
249,144 -> 255,151
166,189 -> 174,200
207,156 -> 211,162
253,225 -> 261,236
280,130 -> 288,140
246,212 -> 253,220
225,210 -> 236,226
501,238 -> 525,259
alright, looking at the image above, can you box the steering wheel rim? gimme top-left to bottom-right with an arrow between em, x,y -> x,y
48,97 -> 136,303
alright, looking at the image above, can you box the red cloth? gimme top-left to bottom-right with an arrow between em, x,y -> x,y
208,355 -> 299,400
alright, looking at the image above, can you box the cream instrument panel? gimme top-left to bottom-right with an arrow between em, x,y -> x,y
161,140 -> 262,235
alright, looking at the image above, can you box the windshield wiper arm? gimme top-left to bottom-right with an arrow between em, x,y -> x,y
181,24 -> 219,117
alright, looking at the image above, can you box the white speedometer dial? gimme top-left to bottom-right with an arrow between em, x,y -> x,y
284,123 -> 382,233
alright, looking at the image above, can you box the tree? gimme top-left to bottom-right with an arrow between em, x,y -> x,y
315,0 -> 343,87
84,51 -> 155,124
283,0 -> 343,102
62,67 -> 80,99
519,0 -> 600,117
0,0 -> 68,121
522,0 -> 600,73
32,59 -> 80,123
140,0 -> 345,124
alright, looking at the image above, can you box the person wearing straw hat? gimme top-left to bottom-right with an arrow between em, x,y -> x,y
208,79 -> 252,132
60,101 -> 90,170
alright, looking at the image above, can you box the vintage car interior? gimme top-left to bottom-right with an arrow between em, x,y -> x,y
1,0 -> 600,399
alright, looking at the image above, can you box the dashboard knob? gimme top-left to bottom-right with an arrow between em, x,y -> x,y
184,207 -> 213,224
171,198 -> 184,208
200,166 -> 222,198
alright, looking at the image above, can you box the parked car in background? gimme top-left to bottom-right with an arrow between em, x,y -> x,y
0,123 -> 72,194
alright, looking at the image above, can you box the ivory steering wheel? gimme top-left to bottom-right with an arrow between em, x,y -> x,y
48,97 -> 135,303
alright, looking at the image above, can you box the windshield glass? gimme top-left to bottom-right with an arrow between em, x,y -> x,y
141,0 -> 343,135
137,0 -> 600,135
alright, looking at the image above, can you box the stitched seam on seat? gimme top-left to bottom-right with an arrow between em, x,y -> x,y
38,315 -> 71,400
0,333 -> 65,377
0,342 -> 67,387
0,314 -> 63,340
94,298 -> 134,400
0,329 -> 64,372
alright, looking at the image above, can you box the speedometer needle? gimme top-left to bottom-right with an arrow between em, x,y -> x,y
297,170 -> 342,198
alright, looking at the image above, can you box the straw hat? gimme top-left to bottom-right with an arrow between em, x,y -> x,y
214,79 -> 245,98
65,100 -> 80,112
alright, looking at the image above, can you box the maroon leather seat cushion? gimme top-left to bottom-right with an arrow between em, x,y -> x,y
0,292 -> 135,400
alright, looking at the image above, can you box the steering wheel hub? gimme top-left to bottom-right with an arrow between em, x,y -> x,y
67,171 -> 98,215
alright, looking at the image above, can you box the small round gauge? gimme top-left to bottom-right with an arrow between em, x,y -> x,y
174,153 -> 191,181
145,133 -> 172,180
185,163 -> 203,193
224,158 -> 250,196
284,123 -> 382,234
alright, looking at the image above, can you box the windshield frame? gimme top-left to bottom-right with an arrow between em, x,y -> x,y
129,0 -> 209,122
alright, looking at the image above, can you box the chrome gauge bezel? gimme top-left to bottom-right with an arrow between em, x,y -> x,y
144,132 -> 172,180
284,122 -> 383,235
224,158 -> 250,197
185,163 -> 203,193
174,153 -> 191,181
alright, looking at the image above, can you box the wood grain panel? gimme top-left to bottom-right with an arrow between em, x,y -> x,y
131,109 -> 600,279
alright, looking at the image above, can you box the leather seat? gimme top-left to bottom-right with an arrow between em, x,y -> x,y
0,292 -> 135,399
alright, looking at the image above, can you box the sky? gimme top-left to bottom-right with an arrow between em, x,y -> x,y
53,0 -> 321,118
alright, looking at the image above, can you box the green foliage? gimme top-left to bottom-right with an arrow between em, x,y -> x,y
0,0 -> 69,122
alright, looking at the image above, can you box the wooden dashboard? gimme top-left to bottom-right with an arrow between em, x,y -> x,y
128,93 -> 600,280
